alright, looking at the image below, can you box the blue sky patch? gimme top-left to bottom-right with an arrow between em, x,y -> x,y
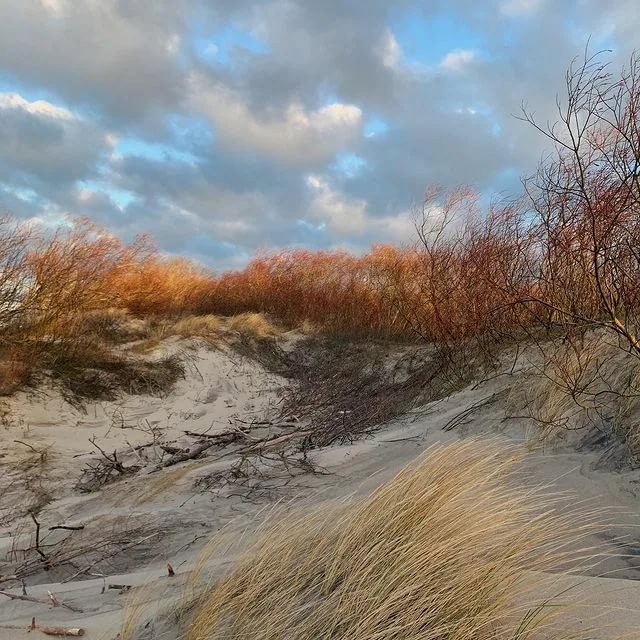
114,137 -> 198,165
332,152 -> 369,178
78,180 -> 136,209
194,25 -> 268,66
364,116 -> 390,138
1,183 -> 40,203
390,9 -> 484,66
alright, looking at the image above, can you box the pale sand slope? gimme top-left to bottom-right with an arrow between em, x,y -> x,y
1,335 -> 640,638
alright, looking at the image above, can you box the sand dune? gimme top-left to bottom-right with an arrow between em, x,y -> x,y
1,333 -> 640,638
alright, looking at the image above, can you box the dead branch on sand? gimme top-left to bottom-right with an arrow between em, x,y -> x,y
0,589 -> 83,613
30,617 -> 85,636
3,515 -> 162,584
75,436 -> 141,492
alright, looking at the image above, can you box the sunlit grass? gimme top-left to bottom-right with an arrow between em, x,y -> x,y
179,441 -> 600,640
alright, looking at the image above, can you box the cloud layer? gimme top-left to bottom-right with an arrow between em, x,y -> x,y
0,0 -> 637,268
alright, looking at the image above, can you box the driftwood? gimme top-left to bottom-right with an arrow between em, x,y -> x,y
30,617 -> 85,636
238,430 -> 312,454
0,575 -> 17,584
37,630 -> 85,638
164,425 -> 309,469
183,427 -> 251,444
159,444 -> 184,455
160,440 -> 216,468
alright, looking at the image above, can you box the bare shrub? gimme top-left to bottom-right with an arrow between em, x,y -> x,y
0,216 -> 195,397
211,249 -> 417,339
520,50 -> 640,354
510,331 -> 640,457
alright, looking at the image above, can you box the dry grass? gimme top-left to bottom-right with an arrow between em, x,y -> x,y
37,341 -> 185,407
511,333 -> 640,456
75,308 -> 152,344
174,315 -> 222,338
226,313 -> 281,340
0,352 -> 30,395
174,441 -> 598,640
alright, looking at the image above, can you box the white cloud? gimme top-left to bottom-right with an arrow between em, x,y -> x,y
0,92 -> 75,120
40,0 -> 66,15
500,0 -> 546,17
189,75 -> 362,166
166,34 -> 181,55
306,174 -> 414,243
440,49 -> 477,72
306,174 -> 367,234
105,132 -> 118,148
380,31 -> 401,69
374,212 -> 415,243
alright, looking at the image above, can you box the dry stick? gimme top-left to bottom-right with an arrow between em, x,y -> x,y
30,617 -> 85,637
61,532 -> 160,583
125,440 -> 145,465
0,590 -> 47,606
159,444 -> 184,455
47,591 -> 84,613
15,527 -> 148,581
442,394 -> 499,432
238,430 -> 313,453
14,440 -> 38,452
183,427 -> 251,441
29,511 -> 48,562
0,575 -> 18,584
36,627 -> 85,638
0,589 -> 83,613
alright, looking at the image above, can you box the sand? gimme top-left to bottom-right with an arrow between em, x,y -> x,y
1,334 -> 640,638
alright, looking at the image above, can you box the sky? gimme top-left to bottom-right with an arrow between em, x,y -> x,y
0,0 -> 636,269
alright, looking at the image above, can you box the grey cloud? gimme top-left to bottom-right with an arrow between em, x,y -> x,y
0,97 -> 110,192
0,0 -> 194,126
1,0 -> 640,267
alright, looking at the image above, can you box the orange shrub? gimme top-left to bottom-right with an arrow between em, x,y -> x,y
206,194 -> 533,344
113,255 -> 215,316
210,248 -> 417,339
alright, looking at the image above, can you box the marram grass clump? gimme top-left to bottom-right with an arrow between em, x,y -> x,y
177,441 -> 599,640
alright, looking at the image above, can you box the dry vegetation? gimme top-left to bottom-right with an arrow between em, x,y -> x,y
136,442 -> 599,640
2,51 -> 640,640
1,51 -> 640,440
